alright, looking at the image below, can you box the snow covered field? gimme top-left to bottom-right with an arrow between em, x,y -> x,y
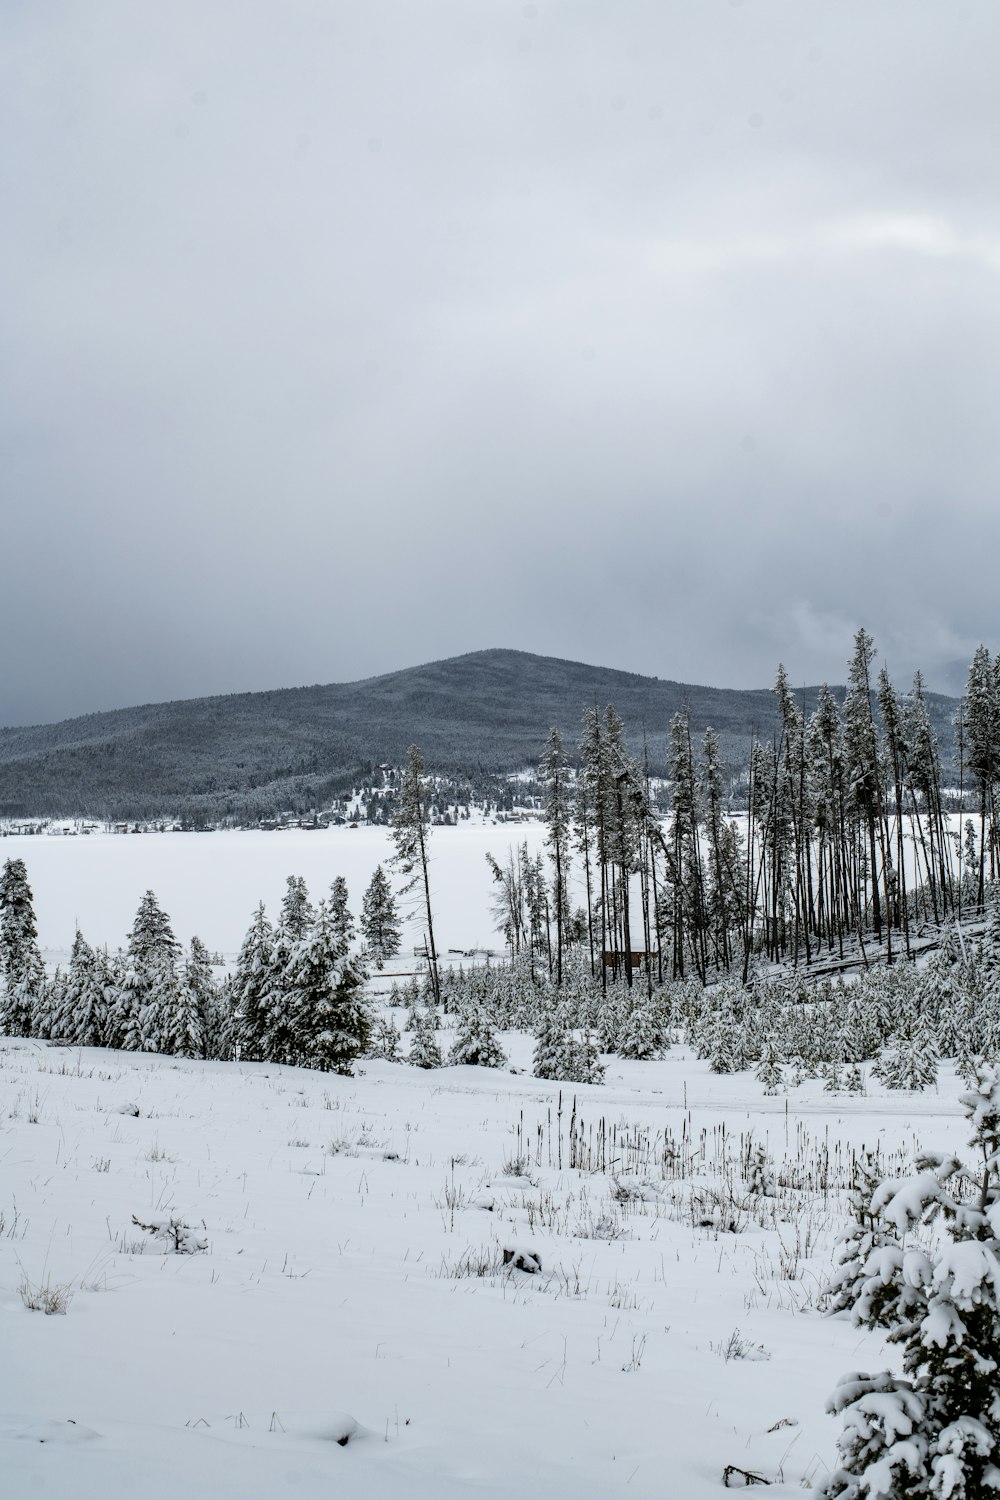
0,1029 -> 968,1499
0,824 -> 549,965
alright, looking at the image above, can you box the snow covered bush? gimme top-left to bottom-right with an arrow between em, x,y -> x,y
131,1214 -> 208,1255
818,1064 -> 1000,1499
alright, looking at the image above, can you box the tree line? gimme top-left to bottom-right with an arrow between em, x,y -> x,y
497,632 -> 1000,990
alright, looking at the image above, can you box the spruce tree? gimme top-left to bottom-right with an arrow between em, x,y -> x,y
408,1005 -> 443,1069
55,931 -> 105,1046
186,936 -> 221,1057
328,876 -> 354,950
369,1013 -> 402,1062
0,858 -> 45,1036
155,951 -> 202,1058
533,1007 -> 570,1080
448,1004 -> 507,1068
360,865 -> 402,968
230,903 -> 276,1061
283,900 -> 370,1073
820,1065 -> 1000,1499
823,1151 -> 891,1317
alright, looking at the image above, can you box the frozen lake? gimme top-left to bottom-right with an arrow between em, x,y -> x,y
0,824 -> 550,963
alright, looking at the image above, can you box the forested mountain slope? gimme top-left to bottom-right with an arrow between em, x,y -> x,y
0,649 -> 959,822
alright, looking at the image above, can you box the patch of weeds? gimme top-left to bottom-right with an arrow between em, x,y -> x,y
20,1275 -> 73,1315
325,1136 -> 359,1158
712,1328 -> 771,1363
438,1244 -> 504,1279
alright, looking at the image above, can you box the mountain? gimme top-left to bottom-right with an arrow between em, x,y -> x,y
0,648 -> 961,823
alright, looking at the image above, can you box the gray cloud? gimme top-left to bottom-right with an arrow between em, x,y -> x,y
3,1 -> 999,725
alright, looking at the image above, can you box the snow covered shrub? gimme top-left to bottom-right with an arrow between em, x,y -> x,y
818,1064 -> 1000,1499
131,1213 -> 208,1254
746,1145 -> 775,1198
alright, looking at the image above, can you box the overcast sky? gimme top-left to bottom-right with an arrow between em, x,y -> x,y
3,2 -> 999,726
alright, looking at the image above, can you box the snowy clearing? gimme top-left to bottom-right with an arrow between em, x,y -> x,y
0,1030 -> 968,1499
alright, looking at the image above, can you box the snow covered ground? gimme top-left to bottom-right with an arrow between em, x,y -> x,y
0,1028 -> 968,1499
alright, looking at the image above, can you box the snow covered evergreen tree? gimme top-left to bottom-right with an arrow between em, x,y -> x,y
746,1144 -> 775,1197
533,1007 -> 570,1080
152,950 -> 201,1057
756,1041 -> 783,1095
360,865 -> 401,968
53,931 -> 106,1046
282,900 -> 370,1073
230,904 -> 276,1060
823,1151 -> 892,1318
184,937 -> 222,1058
819,1064 -> 1000,1499
541,726 -> 571,987
565,1027 -> 605,1085
0,858 -> 45,1036
328,876 -> 354,951
369,1013 -> 402,1062
617,994 -> 663,1061
876,1022 -> 938,1092
392,746 -> 441,1006
107,890 -> 182,1053
408,1005 -> 443,1069
448,1004 -> 506,1068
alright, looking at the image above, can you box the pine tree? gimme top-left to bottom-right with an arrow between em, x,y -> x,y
756,1041 -> 783,1095
565,1028 -> 605,1085
532,1007 -> 568,1080
155,950 -> 202,1058
0,858 -> 45,1036
265,877 -> 316,1063
746,1144 -> 775,1197
877,1025 -> 938,1092
360,865 -> 401,969
408,1005 -> 443,1069
448,1005 -> 507,1068
187,936 -> 223,1057
369,1013 -> 402,1061
328,876 -> 354,950
541,726 -> 571,987
110,890 -> 182,1054
230,904 -> 276,1061
843,627 -> 886,945
618,994 -> 662,1060
283,900 -> 370,1073
54,931 -> 105,1046
965,646 -> 1000,907
392,746 -> 441,1006
820,1065 -> 1000,1499
823,1151 -> 891,1317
